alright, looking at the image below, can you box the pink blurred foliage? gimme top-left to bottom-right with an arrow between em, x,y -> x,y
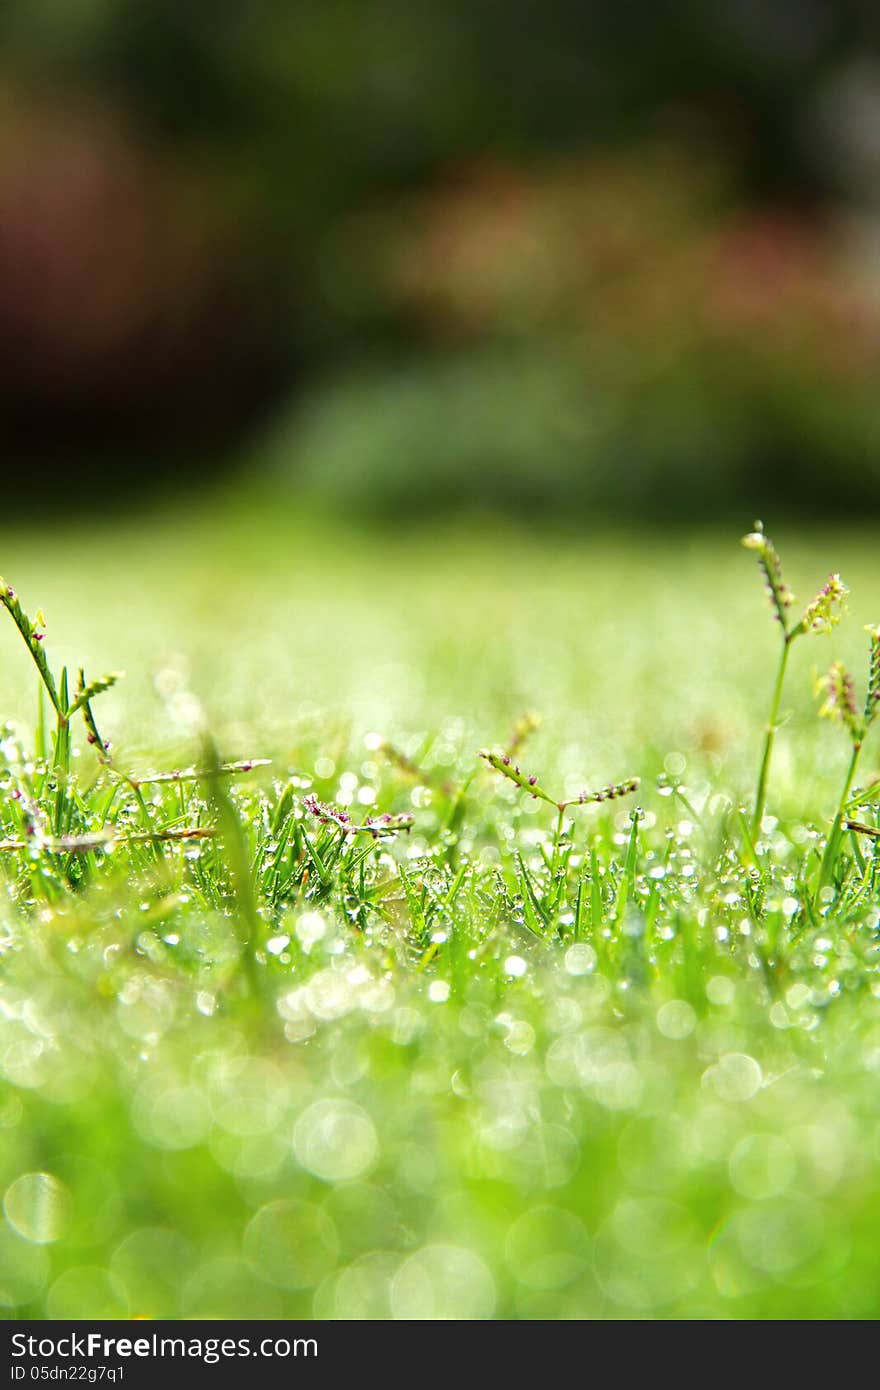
362,147 -> 880,387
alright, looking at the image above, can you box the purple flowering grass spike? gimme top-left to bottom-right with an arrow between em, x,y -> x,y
560,776 -> 640,811
818,662 -> 864,748
479,748 -> 557,807
305,792 -> 412,838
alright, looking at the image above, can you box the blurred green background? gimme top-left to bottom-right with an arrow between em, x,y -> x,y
3,1 -> 880,517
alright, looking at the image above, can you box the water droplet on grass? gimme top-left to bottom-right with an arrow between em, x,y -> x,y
294,1099 -> 379,1182
391,1245 -> 495,1320
564,944 -> 596,976
4,1172 -> 72,1244
703,1052 -> 762,1102
243,1200 -> 338,1290
656,1000 -> 696,1040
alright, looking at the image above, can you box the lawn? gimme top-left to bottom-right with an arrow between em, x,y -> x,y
1,489 -> 879,1319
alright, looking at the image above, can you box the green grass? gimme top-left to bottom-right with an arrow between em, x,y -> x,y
1,493 -> 880,1319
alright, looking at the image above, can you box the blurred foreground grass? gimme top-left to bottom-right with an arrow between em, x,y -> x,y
1,491 -> 880,1319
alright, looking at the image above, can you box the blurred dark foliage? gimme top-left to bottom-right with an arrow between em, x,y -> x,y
0,97 -> 277,456
2,1 -> 880,508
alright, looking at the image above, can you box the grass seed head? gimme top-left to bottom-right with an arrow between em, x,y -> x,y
303,792 -> 412,838
362,810 -> 415,838
560,777 -> 640,809
798,573 -> 848,637
69,670 -> 122,718
0,578 -> 62,714
508,711 -> 541,755
481,750 -> 639,813
478,749 -> 557,806
817,661 -> 864,747
742,521 -> 795,632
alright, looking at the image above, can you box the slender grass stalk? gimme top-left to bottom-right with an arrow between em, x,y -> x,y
845,820 -> 880,841
742,524 -> 847,838
202,735 -> 262,994
819,743 -> 862,891
551,804 -> 566,874
752,632 -> 792,838
0,826 -> 214,854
